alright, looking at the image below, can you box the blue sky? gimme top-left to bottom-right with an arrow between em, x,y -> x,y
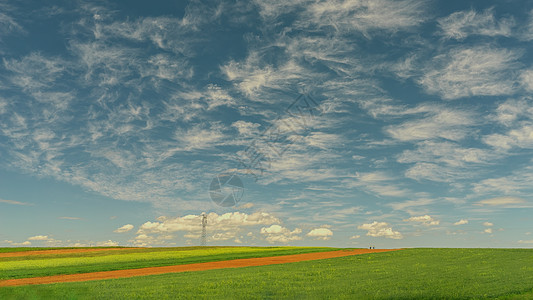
1,0 -> 533,248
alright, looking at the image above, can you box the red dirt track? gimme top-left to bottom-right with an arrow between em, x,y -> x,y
0,248 -> 140,258
0,248 -> 400,287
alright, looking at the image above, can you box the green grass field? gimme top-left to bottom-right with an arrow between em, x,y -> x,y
1,247 -> 533,299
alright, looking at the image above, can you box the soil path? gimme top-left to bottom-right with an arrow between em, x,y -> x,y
0,248 -> 141,258
0,248 -> 399,287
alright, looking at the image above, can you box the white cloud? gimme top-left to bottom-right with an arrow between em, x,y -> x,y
0,198 -> 31,206
3,52 -> 67,91
28,235 -> 52,241
438,8 -> 514,40
483,125 -> 533,151
350,235 -> 361,239
476,196 -> 526,206
252,0 -> 309,20
210,232 -> 237,241
88,15 -> 203,54
176,85 -> 235,111
419,46 -> 521,99
231,121 -> 261,137
134,212 -> 280,246
58,216 -> 82,220
472,164 -> 533,197
404,162 -> 466,183
260,224 -> 285,234
403,215 -> 440,226
518,240 -> 533,244
260,225 -> 302,243
398,141 -> 492,167
454,219 -> 468,226
114,224 -> 134,233
521,9 -> 533,41
96,240 -> 119,247
386,107 -> 475,142
491,97 -> 533,126
483,222 -> 494,227
0,15 -> 24,40
221,53 -> 308,102
388,198 -> 435,215
306,227 -> 333,240
358,221 -> 403,239
9,241 -> 32,246
344,171 -> 410,197
263,150 -> 347,185
520,69 -> 533,92
484,228 -> 493,234
238,203 -> 255,209
397,140 -> 495,182
174,124 -> 226,151
301,0 -> 428,36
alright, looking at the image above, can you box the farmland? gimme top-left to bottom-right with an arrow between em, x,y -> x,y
0,246 -> 335,280
1,247 -> 533,299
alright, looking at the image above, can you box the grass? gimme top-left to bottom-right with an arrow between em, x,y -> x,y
1,248 -> 533,299
0,246 -> 337,280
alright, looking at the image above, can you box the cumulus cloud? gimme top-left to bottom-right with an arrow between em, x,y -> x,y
28,235 -> 52,241
4,240 -> 32,246
454,219 -> 468,226
134,212 -> 280,246
260,225 -> 302,243
96,240 -> 119,246
306,227 -> 333,240
403,215 -> 440,226
484,228 -> 493,234
358,221 -> 403,239
483,222 -> 494,227
114,224 -> 134,233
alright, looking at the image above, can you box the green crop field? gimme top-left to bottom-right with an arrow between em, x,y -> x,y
0,246 -> 336,280
1,248 -> 533,299
0,247 -> 128,253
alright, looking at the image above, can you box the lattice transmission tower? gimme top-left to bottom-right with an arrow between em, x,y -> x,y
201,212 -> 207,246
